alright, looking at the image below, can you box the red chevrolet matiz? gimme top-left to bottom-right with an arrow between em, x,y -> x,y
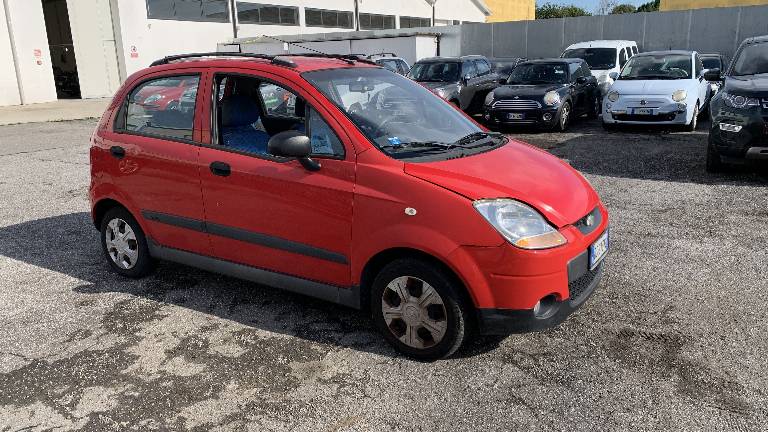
90,53 -> 609,360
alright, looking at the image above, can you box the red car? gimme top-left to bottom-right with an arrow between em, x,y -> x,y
90,53 -> 609,360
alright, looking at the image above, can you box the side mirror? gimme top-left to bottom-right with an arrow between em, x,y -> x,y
703,68 -> 721,81
576,76 -> 588,85
608,72 -> 619,80
268,130 -> 320,171
462,74 -> 472,83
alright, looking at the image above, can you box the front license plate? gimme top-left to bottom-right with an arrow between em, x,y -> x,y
632,108 -> 652,115
508,113 -> 524,120
589,230 -> 609,270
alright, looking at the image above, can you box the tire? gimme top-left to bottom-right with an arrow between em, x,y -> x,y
706,141 -> 723,173
100,207 -> 155,278
587,95 -> 600,119
370,259 -> 471,360
684,102 -> 699,132
556,101 -> 571,132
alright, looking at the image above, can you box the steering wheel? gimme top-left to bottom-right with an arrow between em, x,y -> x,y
372,113 -> 410,137
668,67 -> 688,78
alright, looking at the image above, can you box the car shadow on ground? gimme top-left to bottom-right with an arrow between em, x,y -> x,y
496,118 -> 768,186
0,212 -> 502,359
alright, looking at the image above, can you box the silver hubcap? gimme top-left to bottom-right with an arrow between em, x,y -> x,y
105,218 -> 139,270
381,276 -> 448,349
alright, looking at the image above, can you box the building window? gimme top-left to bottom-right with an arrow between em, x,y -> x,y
400,16 -> 431,28
146,0 -> 230,22
236,2 -> 298,25
305,8 -> 354,29
359,13 -> 395,30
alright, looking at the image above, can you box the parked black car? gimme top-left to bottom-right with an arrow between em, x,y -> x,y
407,55 -> 498,112
706,36 -> 768,172
483,58 -> 599,131
489,57 -> 527,81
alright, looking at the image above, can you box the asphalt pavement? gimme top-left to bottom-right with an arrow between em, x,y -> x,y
0,118 -> 766,431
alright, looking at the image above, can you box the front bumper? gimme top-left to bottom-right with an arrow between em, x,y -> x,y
709,105 -> 768,161
448,205 -> 609,335
483,106 -> 560,128
603,96 -> 689,125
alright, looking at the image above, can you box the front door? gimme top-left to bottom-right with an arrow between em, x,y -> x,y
103,71 -> 210,256
198,71 -> 355,287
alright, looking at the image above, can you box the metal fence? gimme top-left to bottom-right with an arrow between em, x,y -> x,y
450,4 -> 768,62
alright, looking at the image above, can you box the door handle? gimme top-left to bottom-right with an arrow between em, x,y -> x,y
210,161 -> 231,177
110,146 -> 125,159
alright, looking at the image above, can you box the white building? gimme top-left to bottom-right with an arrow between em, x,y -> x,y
0,0 -> 490,107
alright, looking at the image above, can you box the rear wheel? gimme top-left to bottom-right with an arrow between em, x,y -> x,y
100,207 -> 154,278
371,259 -> 470,360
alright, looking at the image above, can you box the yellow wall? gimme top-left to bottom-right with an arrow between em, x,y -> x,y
485,0 -> 535,23
660,0 -> 768,11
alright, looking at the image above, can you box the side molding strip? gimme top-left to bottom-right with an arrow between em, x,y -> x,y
142,210 -> 348,264
147,241 -> 361,309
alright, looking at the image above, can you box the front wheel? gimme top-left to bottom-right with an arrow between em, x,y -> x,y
684,103 -> 699,132
556,102 -> 571,132
371,259 -> 471,360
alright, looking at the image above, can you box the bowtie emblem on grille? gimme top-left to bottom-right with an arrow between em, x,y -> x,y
640,99 -> 647,105
514,96 -> 520,99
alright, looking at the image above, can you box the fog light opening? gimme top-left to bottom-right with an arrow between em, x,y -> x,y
533,294 -> 559,319
543,113 -> 553,121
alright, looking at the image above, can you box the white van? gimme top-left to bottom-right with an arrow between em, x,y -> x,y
561,40 -> 639,99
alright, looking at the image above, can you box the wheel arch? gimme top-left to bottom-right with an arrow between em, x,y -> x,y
359,247 -> 476,318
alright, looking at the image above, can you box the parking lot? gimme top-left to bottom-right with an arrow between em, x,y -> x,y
0,117 -> 766,431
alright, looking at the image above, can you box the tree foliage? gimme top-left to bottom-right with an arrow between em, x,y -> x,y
536,3 -> 591,19
636,0 -> 660,12
611,4 -> 637,14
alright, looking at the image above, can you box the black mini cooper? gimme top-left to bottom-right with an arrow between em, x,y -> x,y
483,59 -> 599,131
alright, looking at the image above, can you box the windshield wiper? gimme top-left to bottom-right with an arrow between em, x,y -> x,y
379,141 -> 455,151
453,131 -> 505,147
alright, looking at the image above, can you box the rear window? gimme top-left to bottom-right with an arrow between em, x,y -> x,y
562,48 -> 617,70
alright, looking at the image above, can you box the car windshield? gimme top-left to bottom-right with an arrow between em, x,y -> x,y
731,42 -> 768,76
701,57 -> 722,70
562,48 -> 616,70
619,54 -> 692,80
303,68 -> 504,161
507,63 -> 568,85
407,62 -> 460,82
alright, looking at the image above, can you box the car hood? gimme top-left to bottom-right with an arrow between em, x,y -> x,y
403,140 -> 596,227
493,84 -> 564,98
723,74 -> 768,97
610,78 -> 696,96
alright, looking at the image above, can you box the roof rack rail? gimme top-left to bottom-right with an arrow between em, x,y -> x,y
278,52 -> 377,65
149,52 -> 297,68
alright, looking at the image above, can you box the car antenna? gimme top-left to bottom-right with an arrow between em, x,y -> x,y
260,34 -> 358,64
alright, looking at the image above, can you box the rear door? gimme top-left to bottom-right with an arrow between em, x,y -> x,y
104,70 -> 210,256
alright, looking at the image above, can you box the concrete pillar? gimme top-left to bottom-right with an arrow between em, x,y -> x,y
0,2 -> 21,106
2,0 -> 57,105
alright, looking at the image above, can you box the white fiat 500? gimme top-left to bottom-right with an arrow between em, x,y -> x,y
602,50 -> 711,131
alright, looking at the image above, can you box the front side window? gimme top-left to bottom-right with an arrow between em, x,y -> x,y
619,48 -> 628,68
237,2 -> 298,25
562,48 -> 617,70
408,62 -> 460,82
303,68 -> 504,162
214,75 -> 343,158
474,60 -> 491,76
731,42 -> 768,76
122,75 -> 199,141
507,63 -> 568,85
462,61 -> 477,79
619,54 -> 693,80
146,0 -> 229,22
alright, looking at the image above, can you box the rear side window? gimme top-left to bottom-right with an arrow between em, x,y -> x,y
632,46 -> 638,55
120,75 -> 199,141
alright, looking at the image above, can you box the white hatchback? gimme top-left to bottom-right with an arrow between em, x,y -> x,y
562,40 -> 638,98
602,50 -> 712,131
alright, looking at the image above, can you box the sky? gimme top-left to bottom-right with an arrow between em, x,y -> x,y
539,0 -> 648,14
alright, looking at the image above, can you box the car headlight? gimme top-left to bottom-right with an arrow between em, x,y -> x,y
721,92 -> 760,109
473,199 -> 567,250
607,91 -> 619,102
671,90 -> 687,102
143,94 -> 164,104
543,91 -> 561,106
484,91 -> 495,106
